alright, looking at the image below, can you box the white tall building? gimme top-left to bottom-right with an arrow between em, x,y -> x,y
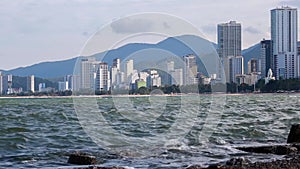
113,58 -> 121,70
27,75 -> 35,92
217,21 -> 242,82
147,70 -> 161,87
58,81 -> 69,91
171,68 -> 183,86
271,6 -> 298,79
111,67 -> 119,88
125,59 -> 134,81
229,56 -> 244,83
95,62 -> 109,92
183,54 -> 198,85
80,58 -> 96,89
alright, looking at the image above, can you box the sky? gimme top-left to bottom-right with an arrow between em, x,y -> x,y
0,0 -> 299,70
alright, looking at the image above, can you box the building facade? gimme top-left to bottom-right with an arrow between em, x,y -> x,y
271,6 -> 298,79
260,39 -> 273,77
247,59 -> 259,74
229,56 -> 244,83
27,75 -> 35,92
217,21 -> 242,82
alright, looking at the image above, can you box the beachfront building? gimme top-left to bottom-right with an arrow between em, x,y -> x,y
217,21 -> 242,82
58,81 -> 69,91
2,74 -> 13,95
271,6 -> 298,79
27,75 -> 35,92
260,39 -> 273,77
229,56 -> 244,83
171,68 -> 183,86
183,54 -> 198,85
95,62 -> 109,92
247,59 -> 259,74
147,70 -> 161,87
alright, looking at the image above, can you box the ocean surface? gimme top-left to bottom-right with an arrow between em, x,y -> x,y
0,93 -> 300,169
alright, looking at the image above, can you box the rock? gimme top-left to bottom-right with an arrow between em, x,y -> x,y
236,145 -> 298,155
68,152 -> 97,165
226,157 -> 250,166
287,124 -> 300,143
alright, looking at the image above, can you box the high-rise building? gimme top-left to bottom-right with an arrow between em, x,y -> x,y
167,61 -> 175,72
95,62 -> 109,92
147,70 -> 161,87
68,75 -> 80,91
183,54 -> 198,85
171,68 -> 183,86
2,74 -> 13,94
247,59 -> 259,74
260,39 -> 273,77
111,58 -> 121,89
271,6 -> 298,79
27,75 -> 35,92
111,67 -> 119,88
113,58 -> 121,70
39,83 -> 46,92
229,56 -> 244,83
218,21 -> 242,57
125,59 -> 134,81
58,81 -> 69,91
80,58 -> 96,89
217,21 -> 242,82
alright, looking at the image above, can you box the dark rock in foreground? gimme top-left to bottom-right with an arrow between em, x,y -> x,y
287,124 -> 300,143
236,144 -> 298,155
68,166 -> 126,169
68,152 -> 97,165
187,156 -> 300,169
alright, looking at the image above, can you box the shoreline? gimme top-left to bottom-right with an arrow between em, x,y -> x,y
0,92 -> 299,99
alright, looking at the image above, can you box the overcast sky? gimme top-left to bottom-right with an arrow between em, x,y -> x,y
0,0 -> 299,70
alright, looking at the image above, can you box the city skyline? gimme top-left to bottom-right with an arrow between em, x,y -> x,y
1,1 -> 300,70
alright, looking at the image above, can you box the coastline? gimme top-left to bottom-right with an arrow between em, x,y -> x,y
0,92 -> 299,99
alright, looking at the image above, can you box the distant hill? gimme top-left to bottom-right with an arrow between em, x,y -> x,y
4,58 -> 77,79
4,35 -> 218,79
7,35 -> 295,80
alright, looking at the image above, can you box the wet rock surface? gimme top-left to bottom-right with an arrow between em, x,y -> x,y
187,155 -> 300,169
236,144 -> 298,155
68,124 -> 300,169
287,124 -> 300,143
69,166 -> 127,169
68,152 -> 97,165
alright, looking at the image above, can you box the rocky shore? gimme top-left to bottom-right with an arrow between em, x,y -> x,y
67,124 -> 300,169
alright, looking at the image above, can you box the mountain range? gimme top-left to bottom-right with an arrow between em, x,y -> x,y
2,35 -> 263,79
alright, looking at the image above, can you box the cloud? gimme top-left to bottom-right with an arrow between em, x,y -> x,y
201,24 -> 216,34
110,17 -> 154,34
278,0 -> 300,7
244,26 -> 262,34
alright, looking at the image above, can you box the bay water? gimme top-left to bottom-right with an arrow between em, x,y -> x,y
0,93 -> 299,168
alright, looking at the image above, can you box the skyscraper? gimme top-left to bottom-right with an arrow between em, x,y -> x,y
260,40 -> 273,77
271,6 -> 298,79
125,59 -> 134,82
95,62 -> 109,92
27,75 -> 35,92
113,58 -> 121,70
80,58 -> 96,89
229,56 -> 244,83
217,21 -> 242,82
183,54 -> 198,85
